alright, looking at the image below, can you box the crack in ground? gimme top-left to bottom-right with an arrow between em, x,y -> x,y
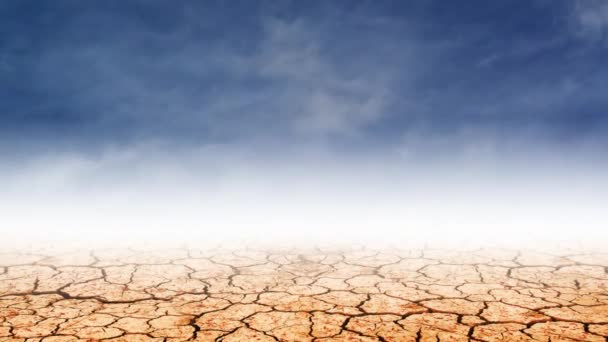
1,247 -> 607,341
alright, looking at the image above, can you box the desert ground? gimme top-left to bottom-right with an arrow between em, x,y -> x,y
1,246 -> 607,341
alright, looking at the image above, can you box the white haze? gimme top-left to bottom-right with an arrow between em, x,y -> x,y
1,142 -> 607,250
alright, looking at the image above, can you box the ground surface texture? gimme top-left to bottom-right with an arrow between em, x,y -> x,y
1,247 -> 607,341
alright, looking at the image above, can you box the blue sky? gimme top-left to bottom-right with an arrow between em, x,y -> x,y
2,0 -> 607,159
2,1 -> 608,245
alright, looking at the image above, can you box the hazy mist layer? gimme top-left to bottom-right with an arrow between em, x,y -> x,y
2,143 -> 606,248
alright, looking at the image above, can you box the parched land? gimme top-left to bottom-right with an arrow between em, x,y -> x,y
1,247 -> 607,341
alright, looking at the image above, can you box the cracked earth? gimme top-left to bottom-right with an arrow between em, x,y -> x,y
1,247 -> 607,341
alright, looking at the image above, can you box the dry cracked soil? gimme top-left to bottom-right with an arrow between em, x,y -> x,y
1,247 -> 607,341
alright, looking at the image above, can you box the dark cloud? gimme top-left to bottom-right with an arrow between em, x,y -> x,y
1,0 -> 607,157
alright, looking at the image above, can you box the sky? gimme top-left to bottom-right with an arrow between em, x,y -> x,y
1,0 -> 607,247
